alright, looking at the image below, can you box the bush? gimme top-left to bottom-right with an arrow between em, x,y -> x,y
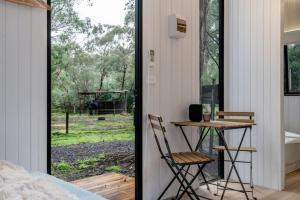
105,165 -> 123,173
77,154 -> 106,169
56,162 -> 72,171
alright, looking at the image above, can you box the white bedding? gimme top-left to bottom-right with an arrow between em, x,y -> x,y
0,160 -> 79,200
285,131 -> 300,144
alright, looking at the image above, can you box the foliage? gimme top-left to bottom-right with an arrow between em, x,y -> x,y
77,153 -> 105,169
51,0 -> 135,111
200,0 -> 220,86
55,161 -> 73,171
105,165 -> 123,173
287,44 -> 300,91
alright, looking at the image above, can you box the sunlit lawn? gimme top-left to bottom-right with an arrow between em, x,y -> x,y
51,113 -> 135,147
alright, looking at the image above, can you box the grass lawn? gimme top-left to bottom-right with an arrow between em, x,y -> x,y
51,113 -> 135,146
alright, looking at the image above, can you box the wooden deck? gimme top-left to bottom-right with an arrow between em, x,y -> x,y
72,170 -> 300,200
72,173 -> 135,200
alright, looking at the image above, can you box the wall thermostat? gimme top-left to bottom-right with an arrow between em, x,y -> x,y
168,14 -> 187,39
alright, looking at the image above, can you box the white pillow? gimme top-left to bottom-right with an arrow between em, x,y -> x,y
0,160 -> 79,200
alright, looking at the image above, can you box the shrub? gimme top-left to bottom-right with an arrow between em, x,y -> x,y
77,154 -> 105,169
56,162 -> 72,171
105,165 -> 123,173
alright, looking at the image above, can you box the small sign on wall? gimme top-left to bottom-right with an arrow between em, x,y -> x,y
168,14 -> 187,39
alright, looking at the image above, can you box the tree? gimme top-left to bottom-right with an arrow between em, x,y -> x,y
200,0 -> 220,86
51,0 -> 136,117
288,44 -> 300,91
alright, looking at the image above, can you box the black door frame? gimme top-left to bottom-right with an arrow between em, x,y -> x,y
47,0 -> 143,199
218,0 -> 225,179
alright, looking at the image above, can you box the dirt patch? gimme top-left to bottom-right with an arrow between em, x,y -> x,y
51,141 -> 135,182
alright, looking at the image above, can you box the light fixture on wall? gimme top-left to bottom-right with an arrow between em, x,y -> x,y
5,0 -> 51,10
168,14 -> 187,39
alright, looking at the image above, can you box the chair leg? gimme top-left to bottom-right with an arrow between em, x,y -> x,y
176,164 -> 205,200
165,162 -> 196,200
217,128 -> 250,200
175,165 -> 191,199
174,166 -> 199,200
158,165 -> 185,200
199,169 -> 210,191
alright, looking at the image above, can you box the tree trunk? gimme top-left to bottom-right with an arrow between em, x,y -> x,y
99,72 -> 106,90
66,111 -> 69,134
121,65 -> 127,90
200,0 -> 209,73
200,0 -> 209,100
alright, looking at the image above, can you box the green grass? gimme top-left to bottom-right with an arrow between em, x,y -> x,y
52,128 -> 134,146
105,165 -> 123,173
77,153 -> 106,169
51,113 -> 134,146
55,162 -> 73,171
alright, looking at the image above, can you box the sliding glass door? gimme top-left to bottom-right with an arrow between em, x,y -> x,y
47,0 -> 143,198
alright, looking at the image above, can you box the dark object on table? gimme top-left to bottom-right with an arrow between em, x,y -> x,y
203,112 -> 211,122
189,104 -> 203,122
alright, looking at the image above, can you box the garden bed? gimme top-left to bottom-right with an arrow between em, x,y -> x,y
51,141 -> 135,182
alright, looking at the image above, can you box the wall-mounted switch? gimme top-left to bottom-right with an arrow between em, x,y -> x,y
149,50 -> 155,62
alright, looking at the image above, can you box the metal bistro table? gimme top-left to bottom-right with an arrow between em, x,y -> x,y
171,120 -> 255,200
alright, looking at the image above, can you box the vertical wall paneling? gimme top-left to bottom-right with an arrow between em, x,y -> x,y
31,8 -> 47,172
5,2 -> 19,164
271,0 -> 283,189
0,1 -> 47,172
143,0 -> 200,198
0,0 -> 6,160
225,0 -> 283,190
18,5 -> 32,170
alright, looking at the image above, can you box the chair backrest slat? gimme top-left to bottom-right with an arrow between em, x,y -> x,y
151,123 -> 166,132
148,114 -> 165,133
216,111 -> 255,123
148,114 -> 163,122
148,114 -> 173,158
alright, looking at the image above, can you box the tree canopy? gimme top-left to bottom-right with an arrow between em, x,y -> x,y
51,0 -> 135,111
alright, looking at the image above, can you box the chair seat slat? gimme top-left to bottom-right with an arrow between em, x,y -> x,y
213,146 -> 257,152
172,152 -> 214,164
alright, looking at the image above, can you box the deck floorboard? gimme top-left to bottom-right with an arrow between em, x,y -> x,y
72,173 -> 135,200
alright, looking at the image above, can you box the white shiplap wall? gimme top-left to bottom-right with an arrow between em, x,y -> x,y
0,0 -> 47,172
143,0 -> 200,199
224,0 -> 283,190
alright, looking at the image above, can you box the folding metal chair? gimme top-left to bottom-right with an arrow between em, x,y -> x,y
148,114 -> 214,200
213,112 -> 257,200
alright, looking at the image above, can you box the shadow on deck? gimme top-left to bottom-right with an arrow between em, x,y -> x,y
72,173 -> 135,200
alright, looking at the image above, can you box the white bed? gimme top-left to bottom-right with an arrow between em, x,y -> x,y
0,161 -> 106,200
285,131 -> 300,144
285,131 -> 300,174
